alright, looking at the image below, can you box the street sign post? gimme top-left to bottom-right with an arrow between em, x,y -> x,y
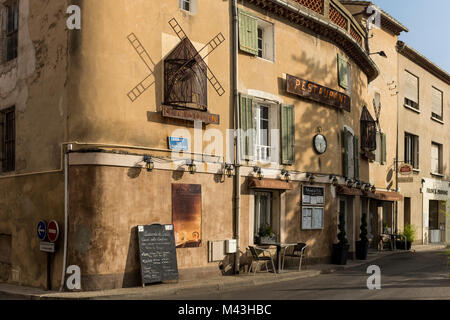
37,220 -> 47,241
47,220 -> 59,243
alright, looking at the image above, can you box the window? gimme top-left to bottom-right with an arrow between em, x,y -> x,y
431,87 -> 443,121
343,127 -> 359,179
238,10 -> 274,61
360,106 -> 377,153
254,192 -> 272,240
404,133 -> 419,170
404,70 -> 419,110
429,200 -> 439,230
338,54 -> 351,91
0,106 -> 15,172
178,0 -> 197,14
239,94 -> 285,164
4,1 -> 19,62
431,142 -> 442,175
374,131 -> 386,164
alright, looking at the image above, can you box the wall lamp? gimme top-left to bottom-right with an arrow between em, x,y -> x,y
364,184 -> 371,192
224,163 -> 234,178
281,169 -> 291,182
370,185 -> 376,193
346,178 -> 354,188
187,160 -> 197,175
329,175 -> 339,187
253,166 -> 264,181
369,51 -> 387,58
355,180 -> 362,190
143,155 -> 154,172
306,173 -> 316,185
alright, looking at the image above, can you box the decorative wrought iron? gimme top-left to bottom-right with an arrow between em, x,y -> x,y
360,106 -> 377,152
165,18 -> 225,111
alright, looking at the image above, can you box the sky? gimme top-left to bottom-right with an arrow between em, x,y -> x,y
372,0 -> 450,73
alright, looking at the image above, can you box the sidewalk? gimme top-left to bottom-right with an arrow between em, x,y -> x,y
0,246 -> 445,300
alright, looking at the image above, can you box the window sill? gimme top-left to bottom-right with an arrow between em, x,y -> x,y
431,116 -> 444,125
404,104 -> 421,114
430,172 -> 444,178
256,56 -> 275,64
413,169 -> 420,174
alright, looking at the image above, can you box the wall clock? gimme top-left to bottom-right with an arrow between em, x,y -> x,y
313,134 -> 327,154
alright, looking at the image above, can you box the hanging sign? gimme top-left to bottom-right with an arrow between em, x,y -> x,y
399,164 -> 413,175
286,74 -> 351,112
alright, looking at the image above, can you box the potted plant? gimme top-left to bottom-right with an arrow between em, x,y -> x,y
256,224 -> 277,245
401,224 -> 415,250
332,211 -> 350,265
355,212 -> 369,260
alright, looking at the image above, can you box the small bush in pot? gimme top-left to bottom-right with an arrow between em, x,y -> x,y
356,213 -> 369,260
332,211 -> 349,265
256,224 -> 277,245
402,224 -> 416,250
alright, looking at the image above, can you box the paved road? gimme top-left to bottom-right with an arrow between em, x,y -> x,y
151,250 -> 450,300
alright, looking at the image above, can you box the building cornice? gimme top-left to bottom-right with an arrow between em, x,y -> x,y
243,0 -> 379,82
397,41 -> 450,85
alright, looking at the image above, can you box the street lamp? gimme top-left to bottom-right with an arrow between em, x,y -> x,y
187,160 -> 197,175
143,155 -> 154,172
370,51 -> 387,58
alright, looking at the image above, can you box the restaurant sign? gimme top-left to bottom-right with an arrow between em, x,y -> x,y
162,105 -> 220,125
286,74 -> 351,112
399,164 -> 413,175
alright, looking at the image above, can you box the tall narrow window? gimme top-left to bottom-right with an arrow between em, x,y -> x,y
5,1 -> 19,62
431,87 -> 443,121
257,27 -> 263,58
404,132 -> 419,170
404,70 -> 419,110
431,142 -> 442,175
1,106 -> 15,172
255,104 -> 270,162
254,192 -> 272,241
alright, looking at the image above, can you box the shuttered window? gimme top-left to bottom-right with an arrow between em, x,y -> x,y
238,9 -> 258,56
431,142 -> 442,174
240,94 -> 254,160
381,133 -> 386,165
281,104 -> 294,165
1,106 -> 15,172
6,1 -> 19,62
343,127 -> 355,178
431,87 -> 443,120
404,133 -> 419,170
404,71 -> 419,109
354,136 -> 359,180
338,54 -> 350,90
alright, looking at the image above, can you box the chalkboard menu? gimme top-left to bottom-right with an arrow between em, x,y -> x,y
137,224 -> 179,285
302,186 -> 325,205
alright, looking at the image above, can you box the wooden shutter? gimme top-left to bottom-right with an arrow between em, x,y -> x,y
381,133 -> 386,165
343,128 -> 350,177
338,54 -> 349,90
414,136 -> 419,169
238,10 -> 258,56
281,104 -> 294,164
404,71 -> 418,103
431,87 -> 443,119
354,136 -> 359,180
0,112 -> 4,170
240,94 -> 254,160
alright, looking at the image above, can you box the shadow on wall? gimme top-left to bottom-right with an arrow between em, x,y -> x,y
122,226 -> 141,288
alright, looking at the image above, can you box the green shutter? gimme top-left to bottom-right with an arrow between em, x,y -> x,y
354,135 -> 359,180
240,94 -> 254,160
338,54 -> 349,90
238,9 -> 258,56
343,128 -> 349,177
381,133 -> 386,165
281,104 -> 295,164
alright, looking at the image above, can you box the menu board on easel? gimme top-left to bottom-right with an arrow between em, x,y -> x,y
137,224 -> 179,286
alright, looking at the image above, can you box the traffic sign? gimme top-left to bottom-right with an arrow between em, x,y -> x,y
37,221 -> 47,241
40,242 -> 55,253
47,220 -> 59,243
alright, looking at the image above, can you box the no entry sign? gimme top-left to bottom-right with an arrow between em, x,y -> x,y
47,220 -> 59,243
37,221 -> 47,241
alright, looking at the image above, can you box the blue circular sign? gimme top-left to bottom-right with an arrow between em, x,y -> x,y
37,220 -> 47,241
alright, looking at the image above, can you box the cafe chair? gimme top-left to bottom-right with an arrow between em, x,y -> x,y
281,243 -> 308,271
248,246 -> 277,275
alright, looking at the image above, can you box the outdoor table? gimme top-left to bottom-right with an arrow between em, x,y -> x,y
257,243 -> 297,273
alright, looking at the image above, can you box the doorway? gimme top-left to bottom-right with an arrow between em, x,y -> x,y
254,192 -> 272,242
404,197 -> 411,227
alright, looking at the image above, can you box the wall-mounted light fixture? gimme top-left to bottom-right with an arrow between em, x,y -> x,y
329,175 -> 339,187
364,184 -> 371,192
306,173 -> 316,185
187,160 -> 197,175
253,166 -> 264,181
224,163 -> 234,178
346,178 -> 354,188
355,180 -> 362,190
143,155 -> 154,172
370,185 -> 376,193
281,169 -> 291,182
370,51 -> 387,58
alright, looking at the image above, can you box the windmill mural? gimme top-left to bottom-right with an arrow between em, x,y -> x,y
164,18 -> 225,111
127,18 -> 225,110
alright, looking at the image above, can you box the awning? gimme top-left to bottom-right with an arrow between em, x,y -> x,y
336,185 -> 363,196
362,191 -> 377,199
248,178 -> 294,190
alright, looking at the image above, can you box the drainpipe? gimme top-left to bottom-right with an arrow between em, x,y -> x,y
231,0 -> 241,274
59,144 -> 71,291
